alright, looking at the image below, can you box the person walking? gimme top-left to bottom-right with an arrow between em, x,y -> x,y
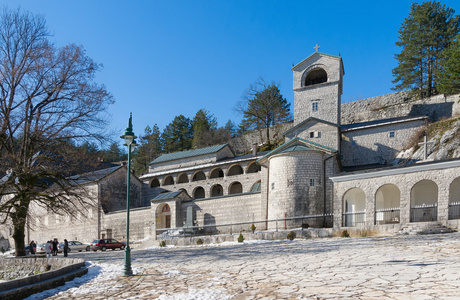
52,238 -> 58,256
63,239 -> 69,257
29,240 -> 36,255
45,240 -> 52,258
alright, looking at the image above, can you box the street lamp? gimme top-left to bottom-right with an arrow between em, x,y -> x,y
120,112 -> 137,276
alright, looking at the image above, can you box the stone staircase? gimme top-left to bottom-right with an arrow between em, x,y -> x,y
397,222 -> 456,235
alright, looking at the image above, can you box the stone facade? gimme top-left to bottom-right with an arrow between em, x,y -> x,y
292,52 -> 344,126
331,160 -> 460,233
8,50 -> 460,251
341,117 -> 428,167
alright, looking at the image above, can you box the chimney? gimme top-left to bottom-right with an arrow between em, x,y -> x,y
252,143 -> 258,156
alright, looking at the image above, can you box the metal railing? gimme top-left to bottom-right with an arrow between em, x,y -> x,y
448,202 -> 460,220
342,211 -> 366,227
156,213 -> 333,238
410,204 -> 437,222
375,208 -> 400,225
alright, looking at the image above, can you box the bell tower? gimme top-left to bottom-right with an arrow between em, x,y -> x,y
292,47 -> 344,126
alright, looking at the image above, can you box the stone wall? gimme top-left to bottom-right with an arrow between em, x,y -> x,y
27,185 -> 99,245
99,168 -> 143,212
101,207 -> 152,242
285,120 -> 340,151
341,118 -> 427,167
0,257 -> 82,280
331,160 -> 460,233
293,53 -> 343,126
182,192 -> 263,234
267,151 -> 327,228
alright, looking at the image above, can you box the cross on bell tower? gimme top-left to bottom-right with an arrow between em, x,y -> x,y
314,44 -> 320,52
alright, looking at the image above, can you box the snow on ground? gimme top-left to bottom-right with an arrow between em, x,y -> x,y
24,262 -> 143,300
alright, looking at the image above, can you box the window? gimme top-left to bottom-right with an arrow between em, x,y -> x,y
389,131 -> 395,138
312,102 -> 318,111
271,182 -> 275,190
310,179 -> 315,186
310,131 -> 321,138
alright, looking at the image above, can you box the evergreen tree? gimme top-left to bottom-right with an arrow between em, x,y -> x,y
133,124 -> 162,174
102,142 -> 127,162
236,78 -> 291,149
224,120 -> 237,138
437,33 -> 460,95
392,1 -> 460,98
161,115 -> 193,153
192,109 -> 218,149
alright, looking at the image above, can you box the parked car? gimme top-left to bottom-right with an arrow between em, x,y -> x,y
35,243 -> 48,254
90,239 -> 126,251
66,240 -> 90,252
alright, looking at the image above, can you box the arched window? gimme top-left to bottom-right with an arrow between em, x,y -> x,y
162,204 -> 170,212
247,162 -> 261,173
211,184 -> 223,197
250,180 -> 261,192
150,178 -> 160,188
210,168 -> 224,179
227,165 -> 243,176
229,182 -> 243,194
177,173 -> 189,183
305,68 -> 327,86
194,187 -> 205,199
163,175 -> 174,186
192,171 -> 206,181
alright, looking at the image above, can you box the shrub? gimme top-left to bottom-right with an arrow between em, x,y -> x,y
159,240 -> 166,247
341,229 -> 350,238
196,238 -> 203,245
250,224 -> 256,233
287,231 -> 296,241
237,233 -> 245,243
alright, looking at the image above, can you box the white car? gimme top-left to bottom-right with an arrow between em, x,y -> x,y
67,240 -> 90,252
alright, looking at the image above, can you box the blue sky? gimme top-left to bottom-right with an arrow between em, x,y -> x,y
3,0 -> 460,146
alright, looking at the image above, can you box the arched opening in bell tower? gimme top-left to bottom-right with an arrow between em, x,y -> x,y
304,68 -> 327,86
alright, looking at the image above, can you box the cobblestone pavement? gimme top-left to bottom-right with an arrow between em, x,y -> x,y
44,232 -> 460,299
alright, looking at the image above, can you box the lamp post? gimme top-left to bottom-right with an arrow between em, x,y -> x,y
120,113 -> 137,276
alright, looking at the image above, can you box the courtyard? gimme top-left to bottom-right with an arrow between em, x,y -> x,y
27,232 -> 460,299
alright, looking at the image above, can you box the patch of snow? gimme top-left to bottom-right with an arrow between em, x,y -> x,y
24,262 -> 143,300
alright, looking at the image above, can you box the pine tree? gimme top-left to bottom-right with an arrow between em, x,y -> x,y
392,1 -> 460,98
103,142 -> 126,162
133,124 -> 162,174
437,33 -> 460,95
192,109 -> 217,149
161,115 -> 193,153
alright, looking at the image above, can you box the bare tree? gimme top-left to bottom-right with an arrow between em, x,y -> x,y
0,8 -> 113,256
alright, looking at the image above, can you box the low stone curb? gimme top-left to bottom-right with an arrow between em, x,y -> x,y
0,258 -> 87,300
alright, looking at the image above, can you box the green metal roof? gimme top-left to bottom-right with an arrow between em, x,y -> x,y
278,144 -> 315,154
152,191 -> 183,200
256,137 -> 337,164
150,144 -> 229,164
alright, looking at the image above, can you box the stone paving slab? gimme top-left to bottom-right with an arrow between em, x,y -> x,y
42,232 -> 460,299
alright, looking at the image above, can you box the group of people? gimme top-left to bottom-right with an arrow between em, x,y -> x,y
29,238 -> 70,257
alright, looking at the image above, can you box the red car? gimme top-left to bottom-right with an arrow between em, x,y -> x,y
90,239 -> 126,251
